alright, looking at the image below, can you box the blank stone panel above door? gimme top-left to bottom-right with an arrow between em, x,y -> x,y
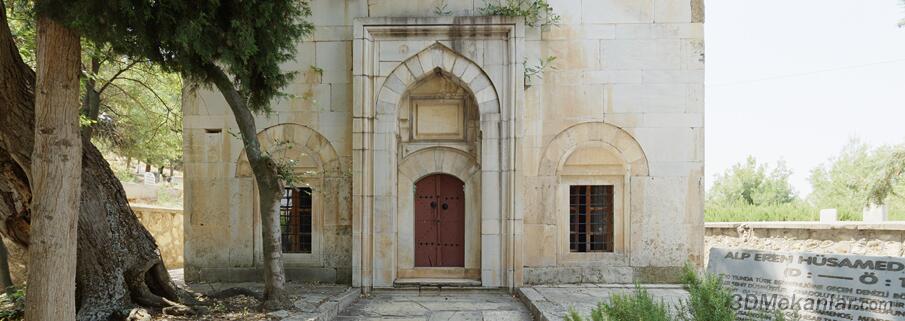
412,99 -> 465,141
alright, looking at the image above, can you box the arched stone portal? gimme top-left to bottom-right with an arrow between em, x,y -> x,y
353,20 -> 522,289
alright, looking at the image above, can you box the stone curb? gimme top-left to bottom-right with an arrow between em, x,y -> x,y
516,287 -> 556,321
315,287 -> 360,321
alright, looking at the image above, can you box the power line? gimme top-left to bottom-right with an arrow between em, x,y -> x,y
707,58 -> 905,87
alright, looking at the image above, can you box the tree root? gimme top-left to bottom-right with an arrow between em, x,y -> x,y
125,308 -> 151,321
127,260 -> 205,317
204,287 -> 294,312
260,291 -> 293,312
207,287 -> 264,301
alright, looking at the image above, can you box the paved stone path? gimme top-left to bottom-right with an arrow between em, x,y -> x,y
518,285 -> 689,321
337,289 -> 533,320
167,269 -> 358,320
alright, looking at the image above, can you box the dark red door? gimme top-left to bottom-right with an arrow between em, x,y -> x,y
414,174 -> 465,267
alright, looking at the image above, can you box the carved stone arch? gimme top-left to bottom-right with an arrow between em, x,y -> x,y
376,42 -> 500,116
539,122 -> 650,177
236,123 -> 342,178
398,147 -> 481,183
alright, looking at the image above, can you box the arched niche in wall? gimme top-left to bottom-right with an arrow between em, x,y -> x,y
235,123 -> 347,267
396,67 -> 482,158
538,122 -> 649,266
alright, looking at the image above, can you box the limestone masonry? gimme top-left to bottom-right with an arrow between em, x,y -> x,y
183,0 -> 705,289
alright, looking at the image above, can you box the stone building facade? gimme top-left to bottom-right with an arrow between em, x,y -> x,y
183,0 -> 705,289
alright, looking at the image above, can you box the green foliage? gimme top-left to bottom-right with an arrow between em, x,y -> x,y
6,2 -> 183,171
226,132 -> 308,187
107,158 -> 140,183
676,264 -> 736,321
433,0 -> 453,16
708,141 -> 905,222
562,265 -> 804,320
479,0 -> 561,27
309,65 -> 324,76
524,56 -> 557,85
3,2 -> 35,66
809,139 -> 905,219
78,114 -> 97,127
602,286 -> 671,321
0,286 -> 26,321
37,0 -> 314,112
708,156 -> 797,207
867,147 -> 905,206
565,284 -> 670,321
705,201 -> 821,222
91,63 -> 183,169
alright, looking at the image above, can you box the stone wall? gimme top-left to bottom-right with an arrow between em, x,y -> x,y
704,222 -> 905,265
3,205 -> 183,286
133,205 -> 184,268
184,0 -> 705,286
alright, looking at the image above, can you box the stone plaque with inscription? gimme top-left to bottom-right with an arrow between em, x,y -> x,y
708,248 -> 905,321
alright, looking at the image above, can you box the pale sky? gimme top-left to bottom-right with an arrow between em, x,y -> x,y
705,0 -> 905,196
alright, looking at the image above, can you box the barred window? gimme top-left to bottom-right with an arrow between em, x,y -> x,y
569,185 -> 614,253
280,187 -> 312,253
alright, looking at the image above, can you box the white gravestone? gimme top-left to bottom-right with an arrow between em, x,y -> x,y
819,208 -> 838,223
863,204 -> 888,223
143,172 -> 157,185
708,248 -> 905,320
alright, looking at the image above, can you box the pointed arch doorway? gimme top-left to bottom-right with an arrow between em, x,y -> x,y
414,174 -> 465,267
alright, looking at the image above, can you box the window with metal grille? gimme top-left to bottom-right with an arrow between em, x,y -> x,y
569,185 -> 614,253
280,187 -> 312,253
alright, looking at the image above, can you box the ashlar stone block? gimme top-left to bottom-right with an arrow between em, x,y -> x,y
583,0 -> 653,24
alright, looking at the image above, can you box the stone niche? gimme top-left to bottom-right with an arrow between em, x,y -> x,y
352,17 -> 524,289
524,122 -> 651,285
401,70 -> 479,154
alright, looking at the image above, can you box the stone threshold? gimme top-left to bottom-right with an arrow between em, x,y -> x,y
392,278 -> 482,288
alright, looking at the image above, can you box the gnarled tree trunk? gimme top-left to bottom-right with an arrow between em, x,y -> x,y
1,4 -> 182,320
0,241 -> 12,292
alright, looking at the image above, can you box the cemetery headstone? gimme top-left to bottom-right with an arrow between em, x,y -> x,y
819,208 -> 838,223
143,171 -> 157,185
863,204 -> 888,223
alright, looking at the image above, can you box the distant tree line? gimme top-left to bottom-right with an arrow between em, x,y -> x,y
706,139 -> 905,221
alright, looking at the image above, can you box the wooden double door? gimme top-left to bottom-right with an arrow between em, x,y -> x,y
414,174 -> 465,267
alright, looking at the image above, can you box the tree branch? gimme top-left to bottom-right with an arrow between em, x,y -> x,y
115,76 -> 173,112
97,60 -> 139,95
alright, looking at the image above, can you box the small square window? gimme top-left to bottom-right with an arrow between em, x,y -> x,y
569,185 -> 614,253
280,187 -> 312,253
